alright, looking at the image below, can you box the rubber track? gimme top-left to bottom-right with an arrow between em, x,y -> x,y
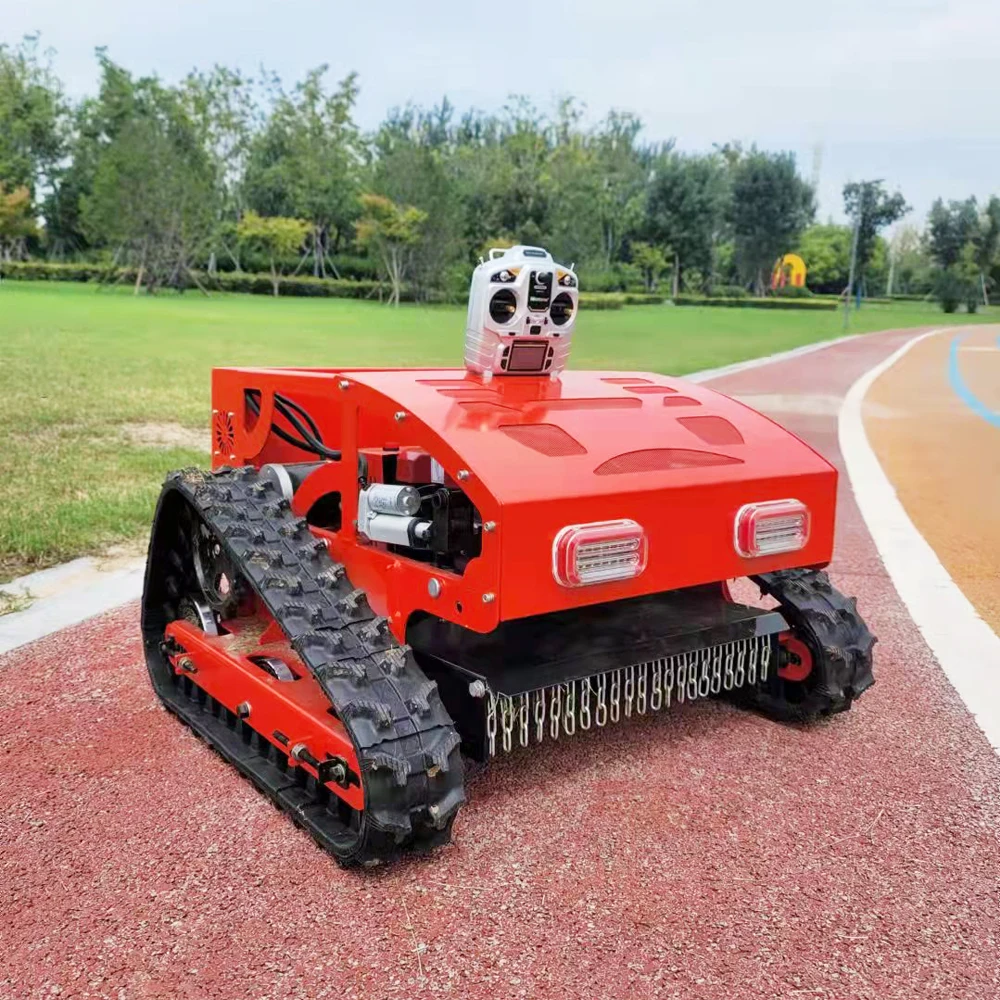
145,466 -> 465,865
741,568 -> 877,722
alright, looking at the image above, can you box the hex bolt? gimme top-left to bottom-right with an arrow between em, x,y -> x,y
236,701 -> 252,720
468,680 -> 487,698
338,379 -> 351,390
482,592 -> 495,604
483,521 -> 496,533
177,656 -> 197,674
428,578 -> 442,598
394,410 -> 407,422
457,469 -> 470,481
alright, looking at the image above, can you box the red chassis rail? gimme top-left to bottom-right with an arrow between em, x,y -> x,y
164,617 -> 364,811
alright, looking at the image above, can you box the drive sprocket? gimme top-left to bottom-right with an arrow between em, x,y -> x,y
734,568 -> 876,722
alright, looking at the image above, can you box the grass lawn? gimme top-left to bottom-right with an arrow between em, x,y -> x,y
0,280 -> 994,582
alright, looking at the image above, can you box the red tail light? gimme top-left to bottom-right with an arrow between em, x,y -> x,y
735,500 -> 810,558
552,519 -> 648,587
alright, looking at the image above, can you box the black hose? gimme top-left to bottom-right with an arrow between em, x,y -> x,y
244,389 -> 341,461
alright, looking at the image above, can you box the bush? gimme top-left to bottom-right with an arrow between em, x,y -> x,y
708,284 -> 748,298
934,268 -> 965,314
578,292 -> 625,310
771,284 -> 813,298
673,294 -> 837,311
0,260 -> 130,283
210,271 -> 388,299
623,293 -> 665,305
0,259 -> 394,300
578,262 -> 642,293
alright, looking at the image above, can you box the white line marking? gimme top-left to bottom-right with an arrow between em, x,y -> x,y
838,327 -> 1000,755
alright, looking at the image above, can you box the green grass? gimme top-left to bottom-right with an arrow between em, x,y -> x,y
0,280 -> 994,581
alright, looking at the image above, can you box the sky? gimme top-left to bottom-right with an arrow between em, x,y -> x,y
5,0 -> 999,227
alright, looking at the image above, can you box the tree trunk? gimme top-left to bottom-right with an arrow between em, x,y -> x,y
982,272 -> 989,307
323,227 -> 341,279
271,261 -> 279,297
672,253 -> 680,299
389,246 -> 401,307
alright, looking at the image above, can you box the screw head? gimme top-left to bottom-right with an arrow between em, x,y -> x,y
468,680 -> 487,698
482,592 -> 495,604
457,469 -> 470,481
338,379 -> 350,390
236,701 -> 251,719
483,520 -> 496,533
394,410 -> 407,422
427,578 -> 442,598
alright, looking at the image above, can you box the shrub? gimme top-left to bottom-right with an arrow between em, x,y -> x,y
0,259 -> 397,300
673,294 -> 837,311
578,292 -> 625,310
0,260 -> 129,283
934,268 -> 965,314
210,271 -> 388,299
623,293 -> 665,305
772,284 -> 813,298
708,284 -> 748,298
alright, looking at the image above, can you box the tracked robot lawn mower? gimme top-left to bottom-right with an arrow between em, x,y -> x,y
142,245 -> 875,865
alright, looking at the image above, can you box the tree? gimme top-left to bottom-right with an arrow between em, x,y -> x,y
244,67 -> 363,277
0,36 -> 67,199
354,193 -> 427,306
727,148 -> 814,294
588,111 -> 650,268
974,196 -> 1000,305
79,57 -> 216,291
887,224 -> 933,295
795,224 -> 851,293
0,183 -> 36,261
644,151 -> 728,296
842,180 -> 908,296
181,65 -> 261,271
235,211 -> 310,295
631,241 -> 668,292
369,102 -> 466,300
927,197 -> 980,267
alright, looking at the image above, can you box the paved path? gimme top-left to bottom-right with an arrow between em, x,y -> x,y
865,324 -> 1000,632
3,328 -> 999,1000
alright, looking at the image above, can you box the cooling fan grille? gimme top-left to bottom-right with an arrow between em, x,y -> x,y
213,410 -> 236,456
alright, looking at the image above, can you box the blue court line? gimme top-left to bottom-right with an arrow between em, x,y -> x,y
947,332 -> 1000,429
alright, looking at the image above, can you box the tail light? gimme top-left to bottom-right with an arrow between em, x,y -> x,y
552,519 -> 648,587
735,500 -> 810,558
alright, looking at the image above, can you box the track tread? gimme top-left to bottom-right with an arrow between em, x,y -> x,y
142,466 -> 464,866
741,568 -> 876,722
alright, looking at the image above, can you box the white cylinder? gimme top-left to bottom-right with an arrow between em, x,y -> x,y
363,483 -> 421,516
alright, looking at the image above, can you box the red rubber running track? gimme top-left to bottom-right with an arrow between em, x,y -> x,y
2,328 -> 999,1000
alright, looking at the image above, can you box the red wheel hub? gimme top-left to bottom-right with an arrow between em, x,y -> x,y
778,631 -> 813,683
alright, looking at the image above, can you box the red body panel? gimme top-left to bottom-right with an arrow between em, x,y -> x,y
211,367 -> 837,637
